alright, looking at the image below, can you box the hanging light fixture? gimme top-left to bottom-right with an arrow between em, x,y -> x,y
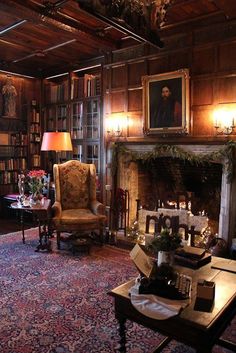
77,0 -> 173,47
100,0 -> 173,28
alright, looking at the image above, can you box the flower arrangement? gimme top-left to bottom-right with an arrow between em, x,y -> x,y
147,228 -> 182,253
27,169 -> 46,196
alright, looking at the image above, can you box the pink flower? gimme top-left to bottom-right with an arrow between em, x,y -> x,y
27,170 -> 46,194
27,170 -> 46,178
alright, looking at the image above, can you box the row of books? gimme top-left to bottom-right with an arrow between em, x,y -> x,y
87,144 -> 99,158
86,127 -> 99,139
10,133 -> 28,145
30,143 -> 40,154
15,146 -> 28,157
72,117 -> 82,128
0,146 -> 15,157
45,81 -> 69,103
57,106 -> 67,118
31,154 -> 41,167
57,119 -> 67,131
0,146 -> 27,158
71,74 -> 101,99
87,100 -> 99,113
0,158 -> 27,171
73,145 -> 82,157
31,109 -> 40,123
30,123 -> 41,133
71,128 -> 83,139
72,102 -> 83,116
0,171 -> 18,185
47,121 -> 67,131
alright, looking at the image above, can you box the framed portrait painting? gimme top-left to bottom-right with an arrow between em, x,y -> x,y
142,69 -> 190,135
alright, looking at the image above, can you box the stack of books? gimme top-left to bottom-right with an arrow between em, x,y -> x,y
174,246 -> 211,268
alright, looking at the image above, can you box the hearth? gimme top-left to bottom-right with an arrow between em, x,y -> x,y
116,143 -> 236,247
137,157 -> 222,233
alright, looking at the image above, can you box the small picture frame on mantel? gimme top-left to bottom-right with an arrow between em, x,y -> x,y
142,69 -> 190,135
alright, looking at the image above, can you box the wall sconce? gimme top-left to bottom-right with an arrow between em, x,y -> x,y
106,116 -> 127,138
213,109 -> 235,135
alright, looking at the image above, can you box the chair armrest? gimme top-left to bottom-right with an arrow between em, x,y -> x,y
91,200 -> 105,215
52,201 -> 62,218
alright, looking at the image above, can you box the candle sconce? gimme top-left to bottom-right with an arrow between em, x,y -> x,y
213,108 -> 235,135
106,126 -> 123,138
106,116 -> 128,138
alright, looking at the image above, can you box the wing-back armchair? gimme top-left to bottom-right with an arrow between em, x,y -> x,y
52,160 -> 106,249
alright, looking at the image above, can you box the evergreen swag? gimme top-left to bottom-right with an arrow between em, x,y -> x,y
111,141 -> 236,183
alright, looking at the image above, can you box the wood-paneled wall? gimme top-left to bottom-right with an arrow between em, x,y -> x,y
104,19 -> 236,142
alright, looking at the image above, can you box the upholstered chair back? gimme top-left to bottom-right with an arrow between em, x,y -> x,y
53,160 -> 96,211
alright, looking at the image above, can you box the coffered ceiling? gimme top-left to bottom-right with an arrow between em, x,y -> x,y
0,0 -> 236,78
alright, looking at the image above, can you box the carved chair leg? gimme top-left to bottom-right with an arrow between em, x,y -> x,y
56,231 -> 61,249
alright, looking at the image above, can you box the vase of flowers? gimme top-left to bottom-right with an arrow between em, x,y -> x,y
147,228 -> 182,267
27,169 -> 46,205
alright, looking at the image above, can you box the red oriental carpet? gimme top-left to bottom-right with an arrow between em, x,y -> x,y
0,228 -> 235,353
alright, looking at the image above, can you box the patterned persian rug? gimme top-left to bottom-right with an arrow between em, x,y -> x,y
0,228 -> 235,353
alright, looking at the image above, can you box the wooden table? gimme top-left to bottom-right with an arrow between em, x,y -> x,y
108,257 -> 236,353
11,199 -> 52,252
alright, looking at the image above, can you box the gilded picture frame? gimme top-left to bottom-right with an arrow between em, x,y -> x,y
142,69 -> 190,135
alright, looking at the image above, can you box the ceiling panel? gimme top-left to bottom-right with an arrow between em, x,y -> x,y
0,0 -> 235,78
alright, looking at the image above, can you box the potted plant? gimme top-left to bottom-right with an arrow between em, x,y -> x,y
148,228 -> 182,266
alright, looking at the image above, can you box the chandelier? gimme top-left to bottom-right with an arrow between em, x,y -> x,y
77,0 -> 173,46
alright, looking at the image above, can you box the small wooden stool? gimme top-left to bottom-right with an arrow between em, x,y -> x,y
71,233 -> 92,255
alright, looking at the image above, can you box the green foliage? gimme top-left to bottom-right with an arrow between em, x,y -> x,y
28,178 -> 44,194
148,229 -> 182,253
111,141 -> 236,183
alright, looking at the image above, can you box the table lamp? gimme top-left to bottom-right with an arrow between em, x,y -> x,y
41,131 -> 73,164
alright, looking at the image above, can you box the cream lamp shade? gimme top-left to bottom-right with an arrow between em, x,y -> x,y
41,132 -> 73,151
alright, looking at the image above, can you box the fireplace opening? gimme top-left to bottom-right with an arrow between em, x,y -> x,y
137,157 -> 222,233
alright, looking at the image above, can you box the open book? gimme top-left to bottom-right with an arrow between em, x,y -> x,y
130,244 -> 155,278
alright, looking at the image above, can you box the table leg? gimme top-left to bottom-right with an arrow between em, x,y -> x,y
20,210 -> 25,244
117,317 -> 127,353
35,218 -> 52,252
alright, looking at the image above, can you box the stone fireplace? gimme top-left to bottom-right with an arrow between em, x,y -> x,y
116,143 -> 236,247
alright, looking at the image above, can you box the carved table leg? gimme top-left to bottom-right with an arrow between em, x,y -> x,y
35,217 -> 52,252
117,317 -> 127,353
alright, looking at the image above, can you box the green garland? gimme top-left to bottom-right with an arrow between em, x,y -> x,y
111,141 -> 236,183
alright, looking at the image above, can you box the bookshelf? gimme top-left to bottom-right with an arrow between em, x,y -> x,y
71,70 -> 101,201
43,69 -> 102,193
28,101 -> 41,168
0,74 -> 41,199
0,129 -> 27,194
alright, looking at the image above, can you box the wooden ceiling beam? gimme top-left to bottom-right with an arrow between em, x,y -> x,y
26,0 -> 117,47
0,0 -> 117,50
211,0 -> 236,19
